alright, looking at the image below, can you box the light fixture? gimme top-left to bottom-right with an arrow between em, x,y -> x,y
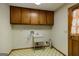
35,3 -> 41,5
34,1 -> 41,5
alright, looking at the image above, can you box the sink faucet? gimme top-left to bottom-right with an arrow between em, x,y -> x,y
30,31 -> 34,35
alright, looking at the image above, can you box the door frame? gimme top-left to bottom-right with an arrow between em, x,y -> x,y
68,4 -> 79,56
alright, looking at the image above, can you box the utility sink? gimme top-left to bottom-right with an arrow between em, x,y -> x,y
33,34 -> 44,38
33,34 -> 45,42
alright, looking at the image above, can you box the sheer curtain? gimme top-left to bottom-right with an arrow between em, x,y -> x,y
71,9 -> 79,35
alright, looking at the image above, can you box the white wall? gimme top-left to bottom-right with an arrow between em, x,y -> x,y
0,4 -> 12,53
12,25 -> 52,49
0,4 -> 12,54
52,3 -> 76,55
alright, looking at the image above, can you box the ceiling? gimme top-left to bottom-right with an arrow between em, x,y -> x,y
8,3 -> 64,11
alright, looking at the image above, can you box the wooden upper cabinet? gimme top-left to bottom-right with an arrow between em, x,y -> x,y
22,8 -> 31,24
39,10 -> 46,24
10,6 -> 54,25
30,10 -> 39,24
46,11 -> 54,25
10,6 -> 21,24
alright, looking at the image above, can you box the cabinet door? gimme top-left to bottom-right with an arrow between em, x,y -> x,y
22,8 -> 31,24
39,10 -> 46,24
30,10 -> 39,24
10,6 -> 21,24
46,11 -> 54,25
69,36 -> 79,56
72,39 -> 79,56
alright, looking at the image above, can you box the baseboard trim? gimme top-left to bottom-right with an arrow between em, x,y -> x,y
53,46 -> 66,56
8,49 -> 13,56
8,46 -> 48,55
8,47 -> 33,56
13,47 -> 33,50
8,46 -> 66,56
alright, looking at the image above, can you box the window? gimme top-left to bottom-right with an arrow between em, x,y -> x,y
71,9 -> 79,35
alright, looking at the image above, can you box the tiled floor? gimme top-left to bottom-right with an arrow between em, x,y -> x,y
9,47 -> 64,56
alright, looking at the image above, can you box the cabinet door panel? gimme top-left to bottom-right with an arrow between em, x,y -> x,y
30,10 -> 39,24
10,6 -> 21,24
72,40 -> 79,56
68,39 -> 73,56
39,11 -> 46,24
46,11 -> 54,25
22,8 -> 30,24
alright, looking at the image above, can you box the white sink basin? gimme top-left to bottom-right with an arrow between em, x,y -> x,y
33,35 -> 44,38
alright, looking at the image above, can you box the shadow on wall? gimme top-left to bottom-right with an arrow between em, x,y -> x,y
11,25 -> 52,30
